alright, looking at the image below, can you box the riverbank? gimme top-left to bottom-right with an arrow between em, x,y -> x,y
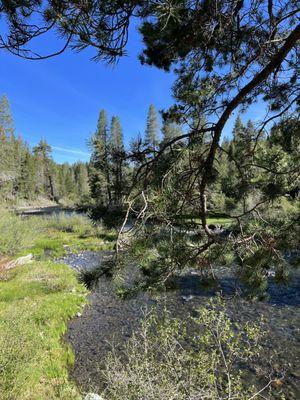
0,210 -> 115,400
0,209 -> 116,258
14,205 -> 75,216
0,260 -> 87,399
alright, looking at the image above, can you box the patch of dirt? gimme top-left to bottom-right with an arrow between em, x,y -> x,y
0,256 -> 12,279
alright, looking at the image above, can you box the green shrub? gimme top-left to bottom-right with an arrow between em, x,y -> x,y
103,299 -> 273,400
0,210 -> 42,256
41,212 -> 94,234
41,212 -> 115,240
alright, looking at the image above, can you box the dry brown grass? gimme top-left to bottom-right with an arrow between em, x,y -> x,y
0,256 -> 11,279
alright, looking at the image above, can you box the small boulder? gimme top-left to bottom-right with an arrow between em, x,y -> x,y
181,295 -> 195,302
84,394 -> 105,400
6,254 -> 33,270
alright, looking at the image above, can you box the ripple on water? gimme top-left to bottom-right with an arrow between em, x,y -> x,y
63,251 -> 300,399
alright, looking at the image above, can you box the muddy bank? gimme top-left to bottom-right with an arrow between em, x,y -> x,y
64,252 -> 300,399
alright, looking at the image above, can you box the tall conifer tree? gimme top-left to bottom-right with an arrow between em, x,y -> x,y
161,120 -> 182,144
33,140 -> 56,199
110,116 -> 124,151
0,95 -> 14,137
145,104 -> 159,148
89,109 -> 112,204
0,95 -> 16,199
110,116 -> 125,204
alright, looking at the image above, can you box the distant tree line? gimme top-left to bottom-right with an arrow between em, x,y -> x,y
89,103 -> 299,216
0,94 -> 90,205
88,104 -> 184,208
1,91 -> 298,224
0,95 -> 185,208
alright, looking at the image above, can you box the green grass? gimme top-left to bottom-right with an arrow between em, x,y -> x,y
0,210 -> 117,399
177,216 -> 233,227
173,212 -> 233,228
0,210 -> 43,256
207,217 -> 232,226
26,230 -> 115,259
0,261 -> 87,400
27,215 -> 116,259
0,209 -> 116,259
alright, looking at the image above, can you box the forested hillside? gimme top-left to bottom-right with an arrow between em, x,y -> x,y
0,95 -> 90,206
1,91 -> 298,223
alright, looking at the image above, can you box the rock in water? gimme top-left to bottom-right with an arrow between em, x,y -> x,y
84,394 -> 105,400
181,295 -> 195,302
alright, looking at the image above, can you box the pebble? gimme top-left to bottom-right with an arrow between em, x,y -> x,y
84,394 -> 105,400
181,295 -> 195,302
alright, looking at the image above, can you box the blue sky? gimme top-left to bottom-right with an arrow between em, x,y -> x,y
0,23 -> 265,164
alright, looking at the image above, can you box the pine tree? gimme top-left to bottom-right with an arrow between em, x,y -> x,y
0,94 -> 14,137
58,163 -> 69,199
269,118 -> 300,153
227,117 -> 258,212
18,149 -> 37,200
89,109 -> 112,204
232,115 -> 244,142
145,104 -> 159,148
161,120 -> 183,144
11,135 -> 27,197
110,116 -> 125,204
74,162 -> 90,200
0,95 -> 16,200
244,120 -> 256,151
96,109 -> 111,186
33,140 -> 56,200
0,95 -> 92,205
110,116 -> 124,151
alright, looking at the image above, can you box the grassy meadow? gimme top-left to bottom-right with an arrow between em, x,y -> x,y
0,210 -> 116,259
0,210 -> 116,400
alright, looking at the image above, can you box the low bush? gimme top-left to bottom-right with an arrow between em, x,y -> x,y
41,212 -> 95,235
103,299 -> 274,400
0,210 -> 43,256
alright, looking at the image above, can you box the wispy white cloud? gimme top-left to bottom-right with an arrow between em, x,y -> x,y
52,146 -> 90,157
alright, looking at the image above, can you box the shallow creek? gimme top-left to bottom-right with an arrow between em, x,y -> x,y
62,251 -> 300,399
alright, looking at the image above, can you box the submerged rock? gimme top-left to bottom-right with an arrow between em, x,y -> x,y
181,294 -> 195,302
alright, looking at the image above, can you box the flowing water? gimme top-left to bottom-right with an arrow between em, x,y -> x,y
62,251 -> 300,399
